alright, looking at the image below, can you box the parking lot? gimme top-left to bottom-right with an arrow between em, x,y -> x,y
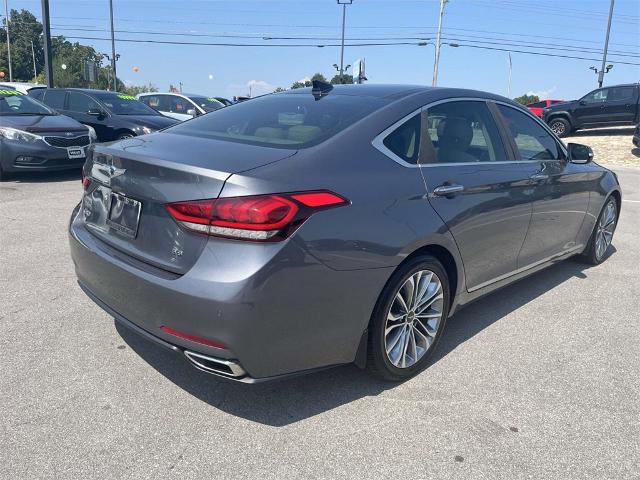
1,156 -> 639,479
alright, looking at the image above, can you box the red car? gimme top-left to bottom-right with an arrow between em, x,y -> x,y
527,99 -> 564,118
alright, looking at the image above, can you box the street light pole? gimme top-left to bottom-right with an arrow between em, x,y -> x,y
109,0 -> 118,89
337,0 -> 353,77
598,0 -> 615,88
432,0 -> 448,86
507,52 -> 512,98
4,0 -> 12,81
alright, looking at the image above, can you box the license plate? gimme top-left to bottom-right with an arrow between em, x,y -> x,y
67,147 -> 85,159
106,192 -> 142,238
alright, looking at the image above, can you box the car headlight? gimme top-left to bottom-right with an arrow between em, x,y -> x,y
0,126 -> 42,144
86,125 -> 98,142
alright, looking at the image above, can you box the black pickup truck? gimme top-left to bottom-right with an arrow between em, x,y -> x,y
543,83 -> 640,137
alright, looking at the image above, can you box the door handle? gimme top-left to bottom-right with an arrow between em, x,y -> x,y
433,184 -> 464,196
530,173 -> 549,181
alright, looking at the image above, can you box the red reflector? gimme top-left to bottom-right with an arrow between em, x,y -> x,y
160,326 -> 228,350
82,176 -> 91,191
291,192 -> 347,207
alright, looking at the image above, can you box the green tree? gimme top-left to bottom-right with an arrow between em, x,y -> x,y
513,93 -> 540,105
273,87 -> 286,93
0,9 -> 43,81
290,72 -> 328,89
330,73 -> 353,85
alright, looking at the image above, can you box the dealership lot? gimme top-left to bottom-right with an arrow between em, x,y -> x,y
1,165 -> 639,479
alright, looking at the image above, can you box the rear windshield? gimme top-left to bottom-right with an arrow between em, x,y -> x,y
166,93 -> 388,148
94,93 -> 160,116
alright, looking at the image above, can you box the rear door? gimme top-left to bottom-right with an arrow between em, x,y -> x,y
417,99 -> 537,291
495,104 -> 589,267
604,85 -> 638,124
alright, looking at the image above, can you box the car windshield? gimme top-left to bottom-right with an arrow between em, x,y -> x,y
0,90 -> 56,116
94,93 -> 160,115
188,96 -> 224,112
166,93 -> 388,149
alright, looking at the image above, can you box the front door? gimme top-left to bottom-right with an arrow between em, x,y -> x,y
573,87 -> 610,127
419,100 -> 537,291
64,91 -> 111,141
495,104 -> 590,267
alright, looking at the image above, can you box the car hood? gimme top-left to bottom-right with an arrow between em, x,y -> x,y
115,115 -> 179,130
546,100 -> 577,111
1,114 -> 89,133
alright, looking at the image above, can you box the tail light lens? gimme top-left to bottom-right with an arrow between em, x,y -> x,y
82,175 -> 91,191
166,191 -> 349,241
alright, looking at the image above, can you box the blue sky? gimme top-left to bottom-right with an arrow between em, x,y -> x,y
4,0 -> 640,100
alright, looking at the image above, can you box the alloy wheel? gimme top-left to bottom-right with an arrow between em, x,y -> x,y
595,199 -> 617,260
384,270 -> 444,369
550,121 -> 565,135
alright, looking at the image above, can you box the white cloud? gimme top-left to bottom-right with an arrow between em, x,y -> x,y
226,79 -> 275,97
526,86 -> 557,100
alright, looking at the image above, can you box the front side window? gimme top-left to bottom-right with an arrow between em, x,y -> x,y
582,88 -> 608,103
423,101 -> 505,163
497,104 -> 563,160
383,114 -> 421,164
68,92 -> 101,113
167,93 -> 388,149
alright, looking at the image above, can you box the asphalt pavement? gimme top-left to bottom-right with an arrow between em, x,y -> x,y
1,166 -> 639,480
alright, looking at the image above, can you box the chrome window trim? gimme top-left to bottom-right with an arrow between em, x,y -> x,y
372,97 -> 568,168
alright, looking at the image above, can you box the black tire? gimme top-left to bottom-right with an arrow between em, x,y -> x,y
548,117 -> 571,138
580,196 -> 618,265
367,255 -> 450,382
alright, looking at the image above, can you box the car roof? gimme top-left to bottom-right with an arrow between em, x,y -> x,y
282,84 -> 514,104
45,88 -> 123,95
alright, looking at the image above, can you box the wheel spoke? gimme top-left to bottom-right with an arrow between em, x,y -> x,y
394,291 -> 410,314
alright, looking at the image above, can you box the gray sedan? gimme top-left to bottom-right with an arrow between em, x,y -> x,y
69,83 -> 621,382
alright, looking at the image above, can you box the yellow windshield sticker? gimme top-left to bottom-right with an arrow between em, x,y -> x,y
117,94 -> 137,100
0,89 -> 24,96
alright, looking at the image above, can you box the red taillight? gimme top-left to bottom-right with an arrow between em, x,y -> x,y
160,326 -> 228,350
82,175 -> 91,191
166,191 -> 349,241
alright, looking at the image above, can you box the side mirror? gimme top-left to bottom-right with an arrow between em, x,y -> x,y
186,108 -> 197,117
87,108 -> 104,117
568,143 -> 594,164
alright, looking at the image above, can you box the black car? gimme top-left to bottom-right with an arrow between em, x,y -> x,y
543,83 -> 640,137
633,123 -> 640,149
0,88 -> 96,180
29,88 -> 179,142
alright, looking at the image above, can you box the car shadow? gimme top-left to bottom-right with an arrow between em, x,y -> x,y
6,168 -> 81,183
568,127 -> 635,137
116,250 -> 613,427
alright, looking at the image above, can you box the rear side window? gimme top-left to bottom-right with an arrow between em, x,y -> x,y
383,114 -> 421,164
609,86 -> 634,101
497,104 -> 563,160
43,90 -> 66,109
423,101 -> 506,163
167,94 -> 388,149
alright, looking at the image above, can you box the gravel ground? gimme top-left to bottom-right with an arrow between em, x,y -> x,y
565,126 -> 639,167
1,164 -> 639,480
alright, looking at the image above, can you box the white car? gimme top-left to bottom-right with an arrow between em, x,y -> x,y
0,82 -> 47,95
136,92 -> 225,121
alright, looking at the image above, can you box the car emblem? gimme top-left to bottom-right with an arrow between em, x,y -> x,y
91,159 -> 126,186
107,165 -> 126,178
65,132 -> 74,137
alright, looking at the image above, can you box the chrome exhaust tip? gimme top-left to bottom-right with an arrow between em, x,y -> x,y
184,350 -> 246,378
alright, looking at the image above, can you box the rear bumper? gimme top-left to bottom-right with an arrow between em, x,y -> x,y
69,204 -> 393,380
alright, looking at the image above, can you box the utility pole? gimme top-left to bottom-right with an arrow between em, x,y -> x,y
432,0 -> 448,86
41,0 -> 53,87
337,0 -> 353,77
598,0 -> 615,88
31,40 -> 37,78
507,52 -> 512,98
109,0 -> 117,89
4,0 -> 12,81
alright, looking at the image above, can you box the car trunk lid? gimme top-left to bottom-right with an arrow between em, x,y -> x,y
82,132 -> 296,274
